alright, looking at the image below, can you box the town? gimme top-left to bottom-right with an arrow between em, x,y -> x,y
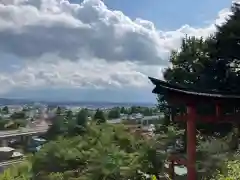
0,104 -> 162,172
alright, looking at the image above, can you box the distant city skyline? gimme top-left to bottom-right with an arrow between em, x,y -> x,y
0,0 -> 233,102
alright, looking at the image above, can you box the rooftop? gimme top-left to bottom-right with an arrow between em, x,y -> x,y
149,77 -> 240,100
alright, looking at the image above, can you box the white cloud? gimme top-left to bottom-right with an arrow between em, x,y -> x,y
0,59 -> 165,92
0,0 -> 233,94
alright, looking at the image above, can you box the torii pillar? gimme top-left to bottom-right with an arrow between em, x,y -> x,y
187,104 -> 197,180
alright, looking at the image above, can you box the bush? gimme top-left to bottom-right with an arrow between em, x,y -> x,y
32,123 -> 164,180
0,161 -> 32,180
211,160 -> 240,180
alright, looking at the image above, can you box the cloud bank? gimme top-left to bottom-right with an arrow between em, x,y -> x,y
0,0 -> 233,96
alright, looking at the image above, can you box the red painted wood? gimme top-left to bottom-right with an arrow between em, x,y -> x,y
174,113 -> 240,123
169,160 -> 175,179
187,105 -> 197,180
216,103 -> 221,118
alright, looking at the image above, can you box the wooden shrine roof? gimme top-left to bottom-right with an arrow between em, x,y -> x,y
148,77 -> 240,100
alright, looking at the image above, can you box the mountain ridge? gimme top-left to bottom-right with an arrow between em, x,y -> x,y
0,98 -> 155,107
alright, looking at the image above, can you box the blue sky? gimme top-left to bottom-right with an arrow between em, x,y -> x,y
0,0 -> 233,103
102,0 -> 231,30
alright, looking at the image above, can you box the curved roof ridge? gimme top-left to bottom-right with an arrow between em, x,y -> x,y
148,77 -> 240,99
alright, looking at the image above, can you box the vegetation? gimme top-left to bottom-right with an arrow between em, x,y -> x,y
1,119 -> 179,180
0,161 -> 32,180
93,109 -> 106,123
158,2 -> 240,179
212,159 -> 240,180
32,123 -> 164,180
163,3 -> 240,102
1,106 -> 9,114
10,111 -> 26,119
107,107 -> 121,119
0,102 -> 179,180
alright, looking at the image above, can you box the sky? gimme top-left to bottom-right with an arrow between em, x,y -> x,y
0,0 -> 235,103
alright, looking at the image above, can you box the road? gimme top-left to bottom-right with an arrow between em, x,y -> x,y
0,115 -> 162,138
0,126 -> 48,138
108,115 -> 162,124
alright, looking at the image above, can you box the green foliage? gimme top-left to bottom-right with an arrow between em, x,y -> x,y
163,36 -> 213,89
0,119 -> 27,130
45,115 -> 68,140
215,3 -> 240,64
14,119 -> 27,127
120,107 -> 127,114
162,3 -> 240,93
56,106 -> 62,116
128,106 -> 154,116
108,108 -> 120,119
1,119 -> 181,180
71,109 -> 89,135
142,108 -> 153,116
32,123 -> 164,180
65,110 -> 73,120
209,2 -> 240,92
10,111 -> 26,120
155,124 -> 184,149
0,161 -> 32,180
0,119 -> 10,130
76,109 -> 88,126
153,4 -> 240,179
93,109 -> 106,123
46,109 -> 90,139
211,160 -> 240,180
158,3 -> 240,132
2,106 -> 9,114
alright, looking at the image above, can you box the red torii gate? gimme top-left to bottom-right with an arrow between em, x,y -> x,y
149,77 -> 240,180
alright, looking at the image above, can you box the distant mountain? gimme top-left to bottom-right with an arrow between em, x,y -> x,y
0,98 -> 155,108
44,101 -> 156,108
0,98 -> 33,105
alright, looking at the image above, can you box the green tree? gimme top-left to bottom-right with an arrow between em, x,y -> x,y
22,107 -> 28,112
163,36 -> 214,89
45,115 -> 67,140
120,107 -> 126,114
130,106 -> 139,114
55,106 -> 62,116
212,159 -> 240,180
68,109 -> 89,135
94,109 -> 106,123
10,111 -> 26,119
0,161 -> 32,180
142,108 -> 153,116
108,108 -> 120,119
159,3 -> 240,123
1,123 -> 183,180
209,2 -> 240,92
14,119 -> 27,128
0,119 -> 10,130
163,3 -> 240,93
2,106 -> 9,114
65,110 -> 73,120
46,109 -> 90,139
76,109 -> 88,126
153,4 -> 240,178
32,123 -> 165,180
